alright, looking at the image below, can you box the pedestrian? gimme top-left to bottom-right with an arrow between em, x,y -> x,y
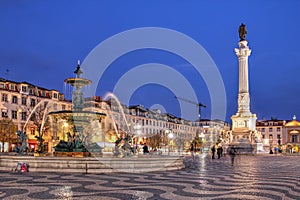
190,143 -> 195,160
143,143 -> 149,154
217,146 -> 222,159
211,145 -> 216,159
229,147 -> 236,166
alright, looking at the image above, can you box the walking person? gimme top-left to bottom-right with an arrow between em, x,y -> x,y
211,145 -> 216,159
217,146 -> 222,159
143,143 -> 149,154
190,143 -> 195,160
229,147 -> 237,166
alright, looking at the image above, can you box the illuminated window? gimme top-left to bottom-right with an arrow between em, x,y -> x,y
269,134 -> 273,140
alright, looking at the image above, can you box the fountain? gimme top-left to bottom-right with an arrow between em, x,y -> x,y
48,61 -> 106,157
0,61 -> 184,173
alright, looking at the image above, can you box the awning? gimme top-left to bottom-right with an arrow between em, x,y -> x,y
28,139 -> 37,144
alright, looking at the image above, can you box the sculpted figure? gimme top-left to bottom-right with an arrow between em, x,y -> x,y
238,23 -> 247,41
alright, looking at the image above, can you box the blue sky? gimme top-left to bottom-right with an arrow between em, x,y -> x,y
1,0 -> 300,122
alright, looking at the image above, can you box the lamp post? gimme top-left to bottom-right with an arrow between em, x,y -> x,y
168,130 -> 174,155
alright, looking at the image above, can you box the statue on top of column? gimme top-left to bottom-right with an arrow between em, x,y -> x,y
238,23 -> 247,41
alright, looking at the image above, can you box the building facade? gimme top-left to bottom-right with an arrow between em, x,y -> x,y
1,77 -> 231,154
256,116 -> 300,153
0,78 -> 71,152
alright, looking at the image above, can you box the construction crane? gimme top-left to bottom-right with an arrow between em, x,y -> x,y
175,96 -> 206,121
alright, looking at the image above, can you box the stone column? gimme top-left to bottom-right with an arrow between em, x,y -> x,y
235,40 -> 252,116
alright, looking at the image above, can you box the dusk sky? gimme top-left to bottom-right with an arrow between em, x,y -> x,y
1,0 -> 300,122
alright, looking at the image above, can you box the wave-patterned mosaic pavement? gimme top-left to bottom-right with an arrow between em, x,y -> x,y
0,154 -> 299,199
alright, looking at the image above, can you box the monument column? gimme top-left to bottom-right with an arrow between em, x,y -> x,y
231,23 -> 257,140
235,40 -> 252,116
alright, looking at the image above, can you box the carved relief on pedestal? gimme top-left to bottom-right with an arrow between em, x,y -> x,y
238,93 -> 250,113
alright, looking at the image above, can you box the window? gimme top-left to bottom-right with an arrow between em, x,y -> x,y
11,110 -> 17,119
53,93 -> 58,99
21,97 -> 27,105
277,127 -> 281,132
269,134 -> 273,140
0,83 -> 4,89
53,103 -> 57,110
21,86 -> 27,92
12,95 -> 18,104
261,128 -> 265,132
2,94 -> 8,102
10,84 -> 15,90
29,89 -> 33,95
269,127 -> 273,132
21,112 -> 27,121
30,99 -> 36,107
291,135 -> 298,143
44,101 -> 48,108
62,104 -> 66,110
262,134 -> 265,139
277,134 -> 281,139
2,111 -> 8,118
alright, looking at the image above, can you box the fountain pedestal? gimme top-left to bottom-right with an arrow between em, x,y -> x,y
48,61 -> 106,157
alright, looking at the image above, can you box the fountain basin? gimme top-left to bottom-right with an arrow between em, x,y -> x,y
48,110 -> 106,122
0,155 -> 184,173
64,77 -> 92,87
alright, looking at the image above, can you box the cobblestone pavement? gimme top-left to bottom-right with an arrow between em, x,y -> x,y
0,154 -> 299,200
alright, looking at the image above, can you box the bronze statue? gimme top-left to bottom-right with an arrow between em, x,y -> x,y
238,23 -> 247,41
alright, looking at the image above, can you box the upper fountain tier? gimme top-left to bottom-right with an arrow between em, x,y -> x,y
64,60 -> 92,90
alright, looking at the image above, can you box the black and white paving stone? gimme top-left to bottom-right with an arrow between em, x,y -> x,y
0,154 -> 299,199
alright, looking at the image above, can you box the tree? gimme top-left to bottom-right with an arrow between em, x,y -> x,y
0,119 -> 17,152
191,134 -> 202,151
148,134 -> 162,149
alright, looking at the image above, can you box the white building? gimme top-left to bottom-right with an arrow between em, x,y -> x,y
0,78 -> 71,152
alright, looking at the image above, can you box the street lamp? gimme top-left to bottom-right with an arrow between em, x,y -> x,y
168,130 -> 174,155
